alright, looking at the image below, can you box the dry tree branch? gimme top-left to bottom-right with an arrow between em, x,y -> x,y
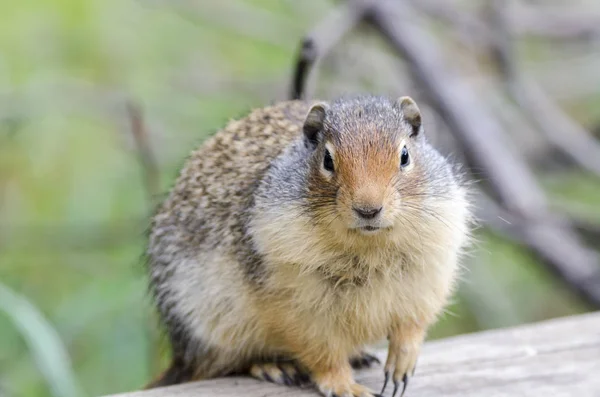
529,56 -> 600,101
512,3 -> 600,41
409,0 -> 600,175
407,0 -> 600,175
411,0 -> 600,42
406,0 -> 492,51
126,101 -> 161,208
125,101 -> 164,378
290,0 -> 374,100
488,0 -> 600,178
509,78 -> 600,177
407,0 -> 600,177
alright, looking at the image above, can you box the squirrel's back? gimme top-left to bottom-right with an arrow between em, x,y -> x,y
152,100 -> 310,250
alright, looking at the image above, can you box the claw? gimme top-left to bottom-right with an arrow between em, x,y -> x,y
391,379 -> 400,397
262,372 -> 274,383
280,371 -> 294,386
400,374 -> 409,397
380,371 -> 390,395
384,326 -> 422,397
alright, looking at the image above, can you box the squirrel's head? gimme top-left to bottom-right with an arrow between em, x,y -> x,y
302,95 -> 438,239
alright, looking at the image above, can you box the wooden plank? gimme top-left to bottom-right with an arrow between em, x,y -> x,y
106,312 -> 600,397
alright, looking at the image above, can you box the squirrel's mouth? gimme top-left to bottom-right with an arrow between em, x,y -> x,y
362,226 -> 379,232
356,225 -> 385,235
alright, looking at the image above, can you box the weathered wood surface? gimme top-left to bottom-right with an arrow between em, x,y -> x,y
107,312 -> 600,397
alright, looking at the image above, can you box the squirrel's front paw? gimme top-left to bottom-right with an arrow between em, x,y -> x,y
250,361 -> 311,387
314,367 -> 380,397
380,325 -> 424,397
381,343 -> 418,397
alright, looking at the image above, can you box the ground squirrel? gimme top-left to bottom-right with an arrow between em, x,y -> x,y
146,95 -> 471,397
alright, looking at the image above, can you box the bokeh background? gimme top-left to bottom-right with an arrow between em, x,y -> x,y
1,1 -> 599,396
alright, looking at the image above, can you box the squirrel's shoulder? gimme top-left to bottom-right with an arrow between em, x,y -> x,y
153,101 -> 313,238
182,99 -> 312,187
187,100 -> 311,172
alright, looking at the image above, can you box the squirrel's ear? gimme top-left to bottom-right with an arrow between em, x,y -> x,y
303,102 -> 328,147
396,96 -> 422,137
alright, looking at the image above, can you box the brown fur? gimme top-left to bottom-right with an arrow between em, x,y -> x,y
146,96 -> 471,396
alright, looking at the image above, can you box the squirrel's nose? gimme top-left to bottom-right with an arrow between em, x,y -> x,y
353,206 -> 382,220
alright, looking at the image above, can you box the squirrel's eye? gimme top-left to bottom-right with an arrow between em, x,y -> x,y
323,149 -> 334,172
400,146 -> 410,168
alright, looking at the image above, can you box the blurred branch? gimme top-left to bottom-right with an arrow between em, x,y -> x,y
508,78 -> 600,177
126,101 -> 161,209
125,100 -> 162,381
489,0 -> 600,178
290,0 -> 374,100
484,84 -> 554,167
410,0 -> 600,43
512,3 -> 600,40
476,194 -> 600,307
0,282 -> 83,397
530,56 -> 600,101
406,0 -> 492,51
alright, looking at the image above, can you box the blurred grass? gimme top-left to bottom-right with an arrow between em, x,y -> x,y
0,1 -> 599,397
0,282 -> 82,397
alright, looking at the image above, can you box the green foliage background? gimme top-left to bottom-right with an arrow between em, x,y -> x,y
0,1 -> 598,396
